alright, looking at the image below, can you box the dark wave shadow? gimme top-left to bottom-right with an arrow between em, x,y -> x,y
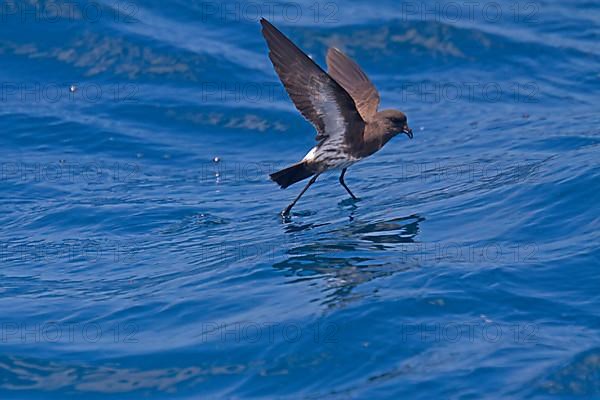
0,355 -> 245,396
536,347 -> 600,397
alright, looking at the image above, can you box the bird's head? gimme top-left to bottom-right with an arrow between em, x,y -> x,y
380,109 -> 413,139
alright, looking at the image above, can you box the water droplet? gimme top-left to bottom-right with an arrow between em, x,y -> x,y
213,157 -> 220,163
69,85 -> 77,93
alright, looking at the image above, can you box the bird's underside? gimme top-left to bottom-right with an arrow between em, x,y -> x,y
302,143 -> 361,172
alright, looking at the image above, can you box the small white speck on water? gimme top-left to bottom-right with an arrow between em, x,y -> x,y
136,153 -> 143,158
419,126 -> 424,131
213,157 -> 220,163
69,85 -> 77,93
480,314 -> 493,323
428,298 -> 445,306
163,154 -> 171,159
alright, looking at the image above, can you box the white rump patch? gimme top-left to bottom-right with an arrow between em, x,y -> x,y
302,146 -> 317,161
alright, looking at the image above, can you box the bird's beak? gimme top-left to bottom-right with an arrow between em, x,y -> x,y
403,126 -> 413,139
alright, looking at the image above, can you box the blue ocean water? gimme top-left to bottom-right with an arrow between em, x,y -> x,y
1,0 -> 599,398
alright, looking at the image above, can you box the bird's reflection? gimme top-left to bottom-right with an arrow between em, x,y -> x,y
275,214 -> 425,307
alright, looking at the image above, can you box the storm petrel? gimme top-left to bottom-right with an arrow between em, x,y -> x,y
260,18 -> 413,216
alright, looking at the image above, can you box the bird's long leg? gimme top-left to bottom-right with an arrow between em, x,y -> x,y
339,168 -> 357,200
282,174 -> 320,216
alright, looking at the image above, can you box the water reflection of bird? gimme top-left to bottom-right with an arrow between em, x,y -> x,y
275,215 -> 424,306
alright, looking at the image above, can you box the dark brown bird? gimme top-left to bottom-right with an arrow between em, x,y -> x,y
260,18 -> 413,216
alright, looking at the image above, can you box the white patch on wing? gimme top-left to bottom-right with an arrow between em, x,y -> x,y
311,84 -> 348,145
323,89 -> 346,139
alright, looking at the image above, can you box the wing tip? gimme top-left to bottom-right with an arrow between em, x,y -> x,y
260,18 -> 281,41
260,18 -> 273,29
259,18 -> 269,32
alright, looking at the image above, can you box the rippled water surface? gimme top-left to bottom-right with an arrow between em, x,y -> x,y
1,0 -> 599,398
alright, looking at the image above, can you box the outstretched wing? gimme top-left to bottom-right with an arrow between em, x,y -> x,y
326,47 -> 380,121
260,18 -> 364,144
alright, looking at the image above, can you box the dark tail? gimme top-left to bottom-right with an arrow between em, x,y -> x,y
270,162 -> 314,189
